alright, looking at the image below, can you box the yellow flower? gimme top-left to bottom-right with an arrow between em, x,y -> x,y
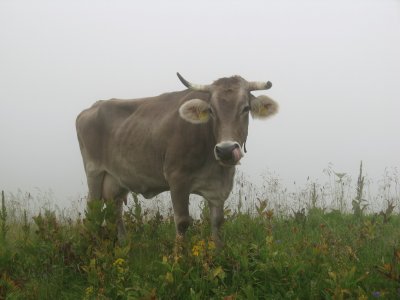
165,272 -> 174,284
212,266 -> 225,279
192,239 -> 216,257
113,258 -> 125,267
113,257 -> 128,283
208,241 -> 216,251
192,245 -> 200,257
194,239 -> 206,255
83,286 -> 94,300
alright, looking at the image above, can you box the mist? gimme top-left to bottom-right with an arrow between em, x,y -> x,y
1,0 -> 399,208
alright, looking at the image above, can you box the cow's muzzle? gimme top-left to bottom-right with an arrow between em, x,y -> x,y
214,141 -> 243,165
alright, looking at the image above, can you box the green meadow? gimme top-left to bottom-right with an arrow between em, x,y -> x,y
1,163 -> 400,299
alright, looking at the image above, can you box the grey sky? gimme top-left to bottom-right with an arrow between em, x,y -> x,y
1,0 -> 399,207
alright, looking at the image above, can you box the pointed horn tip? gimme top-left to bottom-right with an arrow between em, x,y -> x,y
176,72 -> 191,88
266,81 -> 272,89
176,72 -> 184,81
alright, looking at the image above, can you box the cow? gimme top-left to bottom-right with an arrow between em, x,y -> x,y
76,73 -> 278,247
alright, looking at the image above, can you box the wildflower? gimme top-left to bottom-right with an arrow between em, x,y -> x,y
212,266 -> 225,280
192,239 -> 205,257
265,209 -> 274,219
174,253 -> 182,263
162,255 -> 168,264
266,236 -> 274,245
113,258 -> 127,274
202,262 -> 210,272
113,257 -> 128,285
83,286 -> 94,300
192,245 -> 201,257
208,240 -> 216,251
165,272 -> 174,284
372,291 -> 381,298
113,258 -> 125,267
192,239 -> 215,258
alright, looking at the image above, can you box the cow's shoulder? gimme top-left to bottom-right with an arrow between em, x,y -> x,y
97,98 -> 140,116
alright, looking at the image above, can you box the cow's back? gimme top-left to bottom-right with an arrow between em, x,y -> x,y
76,90 -> 207,192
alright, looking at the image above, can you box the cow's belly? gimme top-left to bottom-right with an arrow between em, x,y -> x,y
115,169 -> 169,199
106,144 -> 168,198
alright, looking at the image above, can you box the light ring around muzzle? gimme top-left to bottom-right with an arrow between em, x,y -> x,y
214,141 -> 244,165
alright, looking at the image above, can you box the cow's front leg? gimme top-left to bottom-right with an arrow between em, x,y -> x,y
170,187 -> 192,255
170,188 -> 192,238
208,202 -> 225,249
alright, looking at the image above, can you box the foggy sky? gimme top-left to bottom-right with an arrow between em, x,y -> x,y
1,0 -> 399,207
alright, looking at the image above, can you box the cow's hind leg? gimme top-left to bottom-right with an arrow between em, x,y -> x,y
86,170 -> 105,202
102,173 -> 128,242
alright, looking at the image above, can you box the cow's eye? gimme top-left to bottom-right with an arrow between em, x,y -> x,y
242,106 -> 251,114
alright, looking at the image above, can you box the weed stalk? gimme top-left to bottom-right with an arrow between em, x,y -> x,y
22,209 -> 30,242
352,161 -> 368,217
310,183 -> 318,209
1,190 -> 9,240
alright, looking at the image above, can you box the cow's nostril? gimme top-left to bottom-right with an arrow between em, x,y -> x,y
215,145 -> 223,158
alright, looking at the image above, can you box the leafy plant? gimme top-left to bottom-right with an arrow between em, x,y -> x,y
352,161 -> 368,217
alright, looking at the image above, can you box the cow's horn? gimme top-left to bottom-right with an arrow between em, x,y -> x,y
176,72 -> 211,92
248,81 -> 272,91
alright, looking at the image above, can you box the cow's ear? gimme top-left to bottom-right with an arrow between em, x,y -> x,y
250,95 -> 279,119
179,99 -> 210,124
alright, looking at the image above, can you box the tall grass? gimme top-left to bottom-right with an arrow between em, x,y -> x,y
1,162 -> 400,299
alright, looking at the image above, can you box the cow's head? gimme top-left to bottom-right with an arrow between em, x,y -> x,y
177,73 -> 278,166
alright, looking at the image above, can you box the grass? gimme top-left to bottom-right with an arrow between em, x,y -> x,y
1,163 -> 400,299
1,200 -> 400,298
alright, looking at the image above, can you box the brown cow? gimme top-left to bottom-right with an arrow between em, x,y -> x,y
76,73 -> 278,247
